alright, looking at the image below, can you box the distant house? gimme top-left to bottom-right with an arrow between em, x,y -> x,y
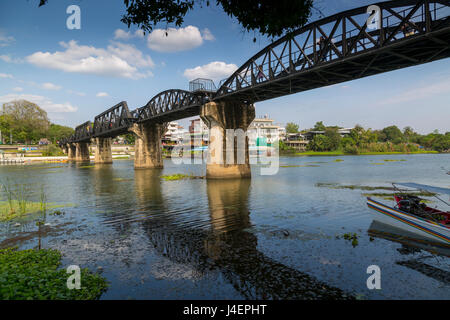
38,138 -> 50,145
285,133 -> 308,151
248,115 -> 282,146
163,121 -> 185,145
304,128 -> 353,141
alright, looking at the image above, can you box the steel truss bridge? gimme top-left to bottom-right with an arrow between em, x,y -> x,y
61,0 -> 450,146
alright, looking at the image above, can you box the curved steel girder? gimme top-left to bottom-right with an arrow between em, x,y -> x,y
72,121 -> 93,143
135,89 -> 208,124
93,101 -> 135,138
215,0 -> 450,102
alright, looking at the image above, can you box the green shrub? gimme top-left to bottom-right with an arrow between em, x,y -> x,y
41,144 -> 64,157
0,247 -> 108,300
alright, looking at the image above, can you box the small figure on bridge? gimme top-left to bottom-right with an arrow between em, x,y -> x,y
401,23 -> 415,37
318,36 -> 328,62
257,65 -> 265,82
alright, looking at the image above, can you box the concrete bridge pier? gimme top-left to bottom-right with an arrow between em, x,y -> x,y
94,137 -> 113,164
200,101 -> 255,179
67,143 -> 76,161
75,142 -> 90,162
129,122 -> 167,169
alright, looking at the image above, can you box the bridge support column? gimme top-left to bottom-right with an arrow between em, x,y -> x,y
94,138 -> 113,164
75,142 -> 90,162
130,123 -> 166,169
200,101 -> 255,179
67,143 -> 76,161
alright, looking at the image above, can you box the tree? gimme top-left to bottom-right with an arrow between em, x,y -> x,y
2,100 -> 50,144
324,127 -> 341,151
307,134 -> 331,152
313,121 -> 326,131
286,122 -> 299,134
47,124 -> 75,144
39,0 -> 313,38
381,125 -> 404,144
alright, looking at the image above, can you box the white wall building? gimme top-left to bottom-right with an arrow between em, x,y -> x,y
248,115 -> 281,146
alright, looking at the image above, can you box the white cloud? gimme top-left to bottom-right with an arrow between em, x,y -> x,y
26,40 -> 154,79
0,93 -> 78,113
114,29 -> 145,40
0,55 -> 22,63
0,73 -> 13,78
134,29 -> 145,38
41,82 -> 62,90
183,61 -> 238,81
114,29 -> 132,40
66,89 -> 86,96
0,32 -> 15,47
201,28 -> 215,41
147,25 -> 213,52
12,87 -> 23,92
96,92 -> 109,97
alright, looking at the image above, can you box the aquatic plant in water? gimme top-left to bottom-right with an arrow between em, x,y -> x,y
0,247 -> 108,300
161,174 -> 204,181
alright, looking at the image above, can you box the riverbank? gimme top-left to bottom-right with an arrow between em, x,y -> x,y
283,150 -> 440,157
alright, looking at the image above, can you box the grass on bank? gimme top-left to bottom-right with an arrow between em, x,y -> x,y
0,200 -> 65,222
294,150 -> 439,156
0,247 -> 108,300
0,181 -> 69,221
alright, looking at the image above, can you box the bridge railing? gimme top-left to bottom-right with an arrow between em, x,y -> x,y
93,101 -> 135,138
216,0 -> 450,98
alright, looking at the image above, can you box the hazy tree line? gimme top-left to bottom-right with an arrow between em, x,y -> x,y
0,100 -> 74,145
285,121 -> 450,153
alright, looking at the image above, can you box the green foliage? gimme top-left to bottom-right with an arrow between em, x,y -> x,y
120,133 -> 135,145
1,100 -> 74,145
380,125 -> 404,143
0,248 -> 108,300
304,122 -> 447,154
285,122 -> 299,134
47,124 -> 74,144
324,128 -> 341,151
307,134 -> 331,152
2,100 -> 50,144
313,121 -> 326,131
161,173 -> 204,181
41,144 -> 64,157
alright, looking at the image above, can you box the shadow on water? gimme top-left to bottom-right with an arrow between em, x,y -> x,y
134,176 -> 352,299
368,220 -> 450,286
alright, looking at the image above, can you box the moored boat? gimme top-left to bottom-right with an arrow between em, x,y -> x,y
367,183 -> 450,244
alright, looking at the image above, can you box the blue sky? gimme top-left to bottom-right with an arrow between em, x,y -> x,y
0,0 -> 449,134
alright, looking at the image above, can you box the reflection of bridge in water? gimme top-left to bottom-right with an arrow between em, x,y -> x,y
99,172 -> 350,299
60,0 -> 450,179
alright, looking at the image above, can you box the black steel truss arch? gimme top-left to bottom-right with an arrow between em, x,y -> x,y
215,0 -> 450,103
72,121 -> 93,143
134,89 -> 208,124
93,101 -> 135,138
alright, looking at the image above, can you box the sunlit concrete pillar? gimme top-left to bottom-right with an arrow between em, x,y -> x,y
200,101 -> 255,179
129,122 -> 167,169
75,142 -> 90,162
67,143 -> 76,161
94,137 -> 113,164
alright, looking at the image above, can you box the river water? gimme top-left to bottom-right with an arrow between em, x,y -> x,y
0,154 -> 449,299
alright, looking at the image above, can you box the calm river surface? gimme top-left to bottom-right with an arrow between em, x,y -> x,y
0,154 -> 449,299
